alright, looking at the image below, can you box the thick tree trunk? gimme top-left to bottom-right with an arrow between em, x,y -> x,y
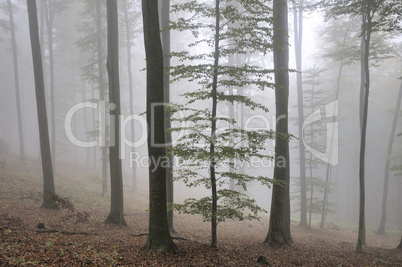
27,0 -> 57,210
123,0 -> 137,193
104,0 -> 126,226
357,11 -> 371,253
7,0 -> 25,163
377,79 -> 402,235
96,0 -> 108,197
142,0 -> 177,252
265,0 -> 291,246
293,0 -> 307,228
397,235 -> 402,249
160,0 -> 175,233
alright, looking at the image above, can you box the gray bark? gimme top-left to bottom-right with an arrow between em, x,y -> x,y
377,79 -> 402,235
293,0 -> 307,228
27,0 -> 57,209
142,0 -> 177,252
96,0 -> 108,197
7,0 -> 25,163
265,0 -> 292,246
104,0 -> 126,226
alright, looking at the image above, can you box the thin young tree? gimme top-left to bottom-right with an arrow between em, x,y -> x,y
159,0 -> 175,233
293,0 -> 307,228
27,0 -> 57,209
142,0 -> 177,252
265,0 -> 292,246
7,0 -> 25,163
104,0 -> 126,226
377,79 -> 402,235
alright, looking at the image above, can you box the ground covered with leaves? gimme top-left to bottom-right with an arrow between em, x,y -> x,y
0,158 -> 401,266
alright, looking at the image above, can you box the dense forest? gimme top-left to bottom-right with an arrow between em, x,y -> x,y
0,0 -> 401,265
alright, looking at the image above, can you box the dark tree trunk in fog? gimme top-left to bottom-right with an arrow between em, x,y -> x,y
27,0 -> 57,209
377,79 -> 402,235
123,0 -> 137,193
397,235 -> 402,249
357,10 -> 372,253
44,0 -> 56,169
7,0 -> 25,163
104,0 -> 126,226
265,0 -> 292,246
160,0 -> 175,233
293,0 -> 307,228
142,0 -> 177,252
96,0 -> 108,197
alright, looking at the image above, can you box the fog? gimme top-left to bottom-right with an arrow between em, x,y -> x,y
0,0 -> 401,237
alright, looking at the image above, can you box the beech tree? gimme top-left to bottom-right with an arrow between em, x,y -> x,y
265,0 -> 292,246
104,0 -> 126,226
168,0 -> 278,247
6,0 -> 25,163
27,0 -> 57,209
142,0 -> 177,252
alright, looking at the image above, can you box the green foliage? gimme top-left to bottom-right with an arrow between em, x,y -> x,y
174,189 -> 265,223
167,0 -> 286,228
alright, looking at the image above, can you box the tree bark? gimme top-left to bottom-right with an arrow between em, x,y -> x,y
96,0 -> 108,197
160,0 -> 175,234
44,0 -> 56,170
123,0 -> 137,193
7,0 -> 25,163
293,0 -> 307,228
209,0 -> 221,248
27,0 -> 57,210
377,79 -> 402,235
104,0 -> 126,226
265,0 -> 292,246
142,0 -> 177,252
357,10 -> 372,253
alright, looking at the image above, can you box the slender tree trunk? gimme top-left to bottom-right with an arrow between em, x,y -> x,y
104,0 -> 126,226
44,0 -> 56,170
7,0 -> 25,163
357,10 -> 371,253
160,0 -> 175,233
265,0 -> 291,246
308,70 -> 316,229
293,0 -> 307,228
123,0 -> 137,193
96,0 -> 108,197
321,23 -> 351,228
377,79 -> 402,235
142,0 -> 177,252
27,0 -> 57,210
209,0 -> 221,248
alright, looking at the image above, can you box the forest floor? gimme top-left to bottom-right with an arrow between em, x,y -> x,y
0,156 -> 401,266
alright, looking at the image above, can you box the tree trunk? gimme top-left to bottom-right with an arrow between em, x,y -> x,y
123,0 -> 137,193
104,0 -> 126,226
397,235 -> 402,249
209,0 -> 221,248
293,0 -> 307,228
142,0 -> 177,252
265,0 -> 291,246
160,0 -> 175,234
377,79 -> 402,235
7,0 -> 25,163
96,0 -> 108,197
44,0 -> 56,170
356,10 -> 371,253
27,0 -> 57,210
